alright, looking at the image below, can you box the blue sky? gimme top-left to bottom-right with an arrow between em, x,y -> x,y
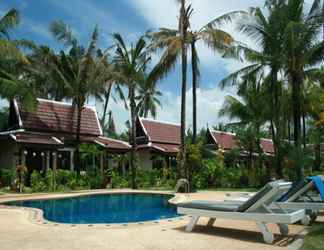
1,0 -> 265,132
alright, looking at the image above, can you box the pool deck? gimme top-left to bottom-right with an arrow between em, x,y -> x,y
0,189 -> 318,250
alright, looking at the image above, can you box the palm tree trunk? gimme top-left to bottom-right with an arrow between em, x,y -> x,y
101,83 -> 113,129
291,74 -> 303,178
75,105 -> 82,177
129,85 -> 137,189
191,40 -> 197,145
302,110 -> 306,148
270,68 -> 283,178
179,0 -> 188,180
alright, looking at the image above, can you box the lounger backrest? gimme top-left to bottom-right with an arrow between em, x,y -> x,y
237,181 -> 291,212
284,179 -> 313,202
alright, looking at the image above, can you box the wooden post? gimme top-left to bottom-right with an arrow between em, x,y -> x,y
52,151 -> 57,191
21,149 -> 26,166
46,151 -> 50,173
100,153 -> 104,175
70,149 -> 75,172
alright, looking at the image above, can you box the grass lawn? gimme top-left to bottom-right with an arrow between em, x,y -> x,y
301,223 -> 324,250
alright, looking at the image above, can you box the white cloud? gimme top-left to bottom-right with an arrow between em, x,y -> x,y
155,85 -> 237,130
129,0 -> 261,73
92,84 -> 237,133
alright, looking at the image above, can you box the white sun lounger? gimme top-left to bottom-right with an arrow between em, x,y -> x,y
225,178 -> 324,224
177,181 -> 305,244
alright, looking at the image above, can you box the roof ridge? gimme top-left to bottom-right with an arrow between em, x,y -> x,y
99,136 -> 130,147
210,129 -> 236,136
36,98 -> 96,110
140,117 -> 180,127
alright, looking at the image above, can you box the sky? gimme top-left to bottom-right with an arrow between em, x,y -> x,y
1,0 -> 268,132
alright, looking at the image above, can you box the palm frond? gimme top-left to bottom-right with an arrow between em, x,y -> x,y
50,20 -> 77,47
0,8 -> 20,39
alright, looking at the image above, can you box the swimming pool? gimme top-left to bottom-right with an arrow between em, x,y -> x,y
4,193 -> 179,224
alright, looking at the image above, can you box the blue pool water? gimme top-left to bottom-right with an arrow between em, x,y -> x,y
5,193 -> 179,224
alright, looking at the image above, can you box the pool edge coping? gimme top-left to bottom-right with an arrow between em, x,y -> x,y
0,190 -> 188,228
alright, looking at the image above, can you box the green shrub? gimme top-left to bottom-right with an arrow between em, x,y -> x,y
30,171 -> 48,192
0,168 -> 16,187
111,170 -> 129,188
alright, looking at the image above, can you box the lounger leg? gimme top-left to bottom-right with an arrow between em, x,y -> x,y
207,218 -> 216,227
186,216 -> 199,232
256,222 -> 274,244
277,224 -> 289,236
301,215 -> 311,226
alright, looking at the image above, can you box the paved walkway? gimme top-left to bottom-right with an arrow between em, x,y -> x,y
0,190 -> 308,250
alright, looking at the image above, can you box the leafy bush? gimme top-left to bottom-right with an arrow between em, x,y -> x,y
0,168 -> 16,188
111,170 -> 129,188
30,171 -> 48,192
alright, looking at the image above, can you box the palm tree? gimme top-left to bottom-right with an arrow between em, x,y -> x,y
220,2 -> 290,177
0,8 -> 24,62
112,33 -> 150,189
136,80 -> 162,118
112,33 -> 171,188
0,8 -> 36,109
49,21 -> 110,176
148,2 -> 238,178
281,0 -> 324,175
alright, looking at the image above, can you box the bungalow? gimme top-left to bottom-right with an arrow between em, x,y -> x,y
206,128 -> 275,156
205,128 -> 238,152
0,98 -> 130,176
136,118 -> 180,170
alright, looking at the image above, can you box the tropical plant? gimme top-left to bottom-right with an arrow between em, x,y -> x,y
220,2 -> 293,177
136,80 -> 162,118
0,8 -> 36,109
112,34 -> 151,189
49,21 -> 110,176
148,1 -> 238,180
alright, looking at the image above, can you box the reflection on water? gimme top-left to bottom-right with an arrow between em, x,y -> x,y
5,193 -> 179,224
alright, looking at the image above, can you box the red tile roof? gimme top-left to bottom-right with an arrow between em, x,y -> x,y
15,99 -> 101,136
95,136 -> 131,152
260,138 -> 274,154
10,131 -> 63,146
209,130 -> 237,150
139,118 -> 180,144
137,143 -> 179,154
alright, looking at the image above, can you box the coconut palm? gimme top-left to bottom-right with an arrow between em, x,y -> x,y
136,80 -> 162,119
220,2 -> 291,177
281,0 -> 324,158
112,33 -> 151,189
112,33 -> 171,188
0,8 -> 37,109
49,21 -> 110,176
148,2 -> 238,179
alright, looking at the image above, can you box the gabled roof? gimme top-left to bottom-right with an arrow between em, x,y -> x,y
207,129 -> 238,151
0,130 -> 63,147
95,136 -> 131,153
136,118 -> 181,155
260,138 -> 275,155
13,98 -> 102,136
138,118 -> 180,145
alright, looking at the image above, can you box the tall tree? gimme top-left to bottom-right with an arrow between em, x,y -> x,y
112,33 -> 170,188
112,34 -> 150,189
220,3 -> 289,177
148,2 -> 237,179
281,0 -> 324,177
50,21 -> 109,176
136,80 -> 162,118
0,8 -> 36,109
